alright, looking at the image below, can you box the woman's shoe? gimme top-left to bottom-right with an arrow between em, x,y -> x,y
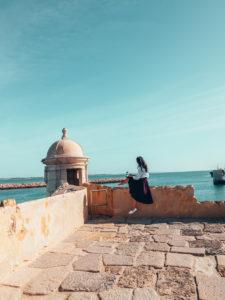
128,208 -> 138,215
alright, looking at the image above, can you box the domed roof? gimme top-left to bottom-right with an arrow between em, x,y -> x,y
44,128 -> 85,161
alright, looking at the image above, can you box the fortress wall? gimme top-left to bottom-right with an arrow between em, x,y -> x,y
86,184 -> 225,219
0,188 -> 88,278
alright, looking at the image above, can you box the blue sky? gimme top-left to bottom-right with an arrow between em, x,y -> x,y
1,0 -> 225,177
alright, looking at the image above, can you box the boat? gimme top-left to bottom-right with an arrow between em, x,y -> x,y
210,168 -> 225,185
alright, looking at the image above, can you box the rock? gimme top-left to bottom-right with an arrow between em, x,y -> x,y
130,235 -> 154,242
85,244 -> 113,254
192,256 -> 217,277
189,239 -> 225,255
204,224 -> 224,233
166,253 -> 194,269
60,271 -> 116,292
118,266 -> 156,289
72,254 -> 103,272
0,286 -> 21,300
168,237 -> 189,247
0,266 -> 41,287
115,242 -> 144,256
105,266 -> 125,275
171,246 -> 205,256
68,293 -> 99,300
181,229 -> 203,236
30,252 -> 74,269
153,235 -> 170,243
0,199 -> 16,207
135,251 -> 165,268
144,242 -> 170,252
103,254 -> 133,266
217,255 -> 225,276
24,266 -> 69,295
157,267 -> 197,299
133,288 -> 160,300
99,288 -> 133,300
196,273 -> 225,300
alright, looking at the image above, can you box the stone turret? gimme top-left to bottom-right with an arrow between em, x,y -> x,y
42,128 -> 89,195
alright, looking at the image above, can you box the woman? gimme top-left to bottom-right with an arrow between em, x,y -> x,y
119,156 -> 153,214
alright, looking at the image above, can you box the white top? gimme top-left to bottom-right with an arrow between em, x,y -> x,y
133,166 -> 149,180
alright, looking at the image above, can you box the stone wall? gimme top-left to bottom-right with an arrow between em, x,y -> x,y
86,184 -> 225,219
0,188 -> 88,278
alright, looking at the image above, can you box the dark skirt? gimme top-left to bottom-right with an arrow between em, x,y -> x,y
128,177 -> 153,204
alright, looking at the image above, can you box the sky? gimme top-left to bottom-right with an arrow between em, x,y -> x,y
1,0 -> 225,177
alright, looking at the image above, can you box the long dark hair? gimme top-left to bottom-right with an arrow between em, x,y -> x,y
136,156 -> 148,172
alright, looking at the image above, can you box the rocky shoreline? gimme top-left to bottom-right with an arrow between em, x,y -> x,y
0,178 -> 124,190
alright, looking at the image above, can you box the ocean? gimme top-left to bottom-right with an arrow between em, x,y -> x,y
0,171 -> 225,204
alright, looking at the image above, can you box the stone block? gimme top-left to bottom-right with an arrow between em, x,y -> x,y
133,288 -> 160,300
153,235 -> 170,243
85,244 -> 113,254
166,253 -> 194,269
181,229 -> 203,236
60,271 -> 116,292
68,293 -> 98,300
136,251 -> 165,268
72,254 -> 103,272
115,242 -> 144,256
105,266 -> 125,275
0,286 -> 21,300
99,288 -> 133,300
217,255 -> 225,276
157,267 -> 197,299
103,254 -> 133,266
118,266 -> 156,288
144,242 -> 170,252
196,273 -> 225,300
171,246 -> 205,256
24,266 -> 69,295
30,252 -> 74,268
0,266 -> 41,287
193,256 -> 217,277
168,237 -> 188,247
190,239 -> 225,255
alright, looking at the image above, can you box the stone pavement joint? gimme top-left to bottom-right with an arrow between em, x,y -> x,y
1,218 -> 225,299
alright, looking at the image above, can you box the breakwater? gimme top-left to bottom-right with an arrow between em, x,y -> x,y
0,178 -> 124,190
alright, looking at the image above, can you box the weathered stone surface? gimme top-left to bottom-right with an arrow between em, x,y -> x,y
157,267 -> 196,299
69,293 -> 99,300
189,239 -> 225,255
192,256 -> 217,277
24,266 -> 69,295
136,251 -> 165,268
0,266 -> 41,287
166,253 -> 194,269
118,266 -> 156,288
105,266 -> 125,275
103,254 -> 133,266
155,229 -> 180,235
217,255 -> 225,276
118,226 -> 128,234
115,242 -> 144,256
22,294 -> 69,300
130,235 -> 154,242
144,242 -> 170,252
85,244 -> 113,254
128,224 -> 145,231
30,252 -> 74,268
181,228 -> 203,236
196,273 -> 225,300
171,246 -> 205,256
65,231 -> 93,242
133,288 -> 160,300
99,288 -> 133,300
153,235 -> 170,243
60,271 -> 116,292
204,223 -> 224,233
168,237 -> 189,247
72,254 -> 103,272
73,240 -> 94,248
52,242 -> 86,255
0,286 -> 21,300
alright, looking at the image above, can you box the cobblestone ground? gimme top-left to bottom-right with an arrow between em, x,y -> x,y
1,217 -> 225,300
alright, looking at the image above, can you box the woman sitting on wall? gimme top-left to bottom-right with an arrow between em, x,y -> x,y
119,156 -> 153,215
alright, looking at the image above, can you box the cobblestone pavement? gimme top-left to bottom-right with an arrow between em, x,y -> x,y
1,217 -> 225,300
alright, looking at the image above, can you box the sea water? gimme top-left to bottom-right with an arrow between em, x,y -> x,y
0,171 -> 225,204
